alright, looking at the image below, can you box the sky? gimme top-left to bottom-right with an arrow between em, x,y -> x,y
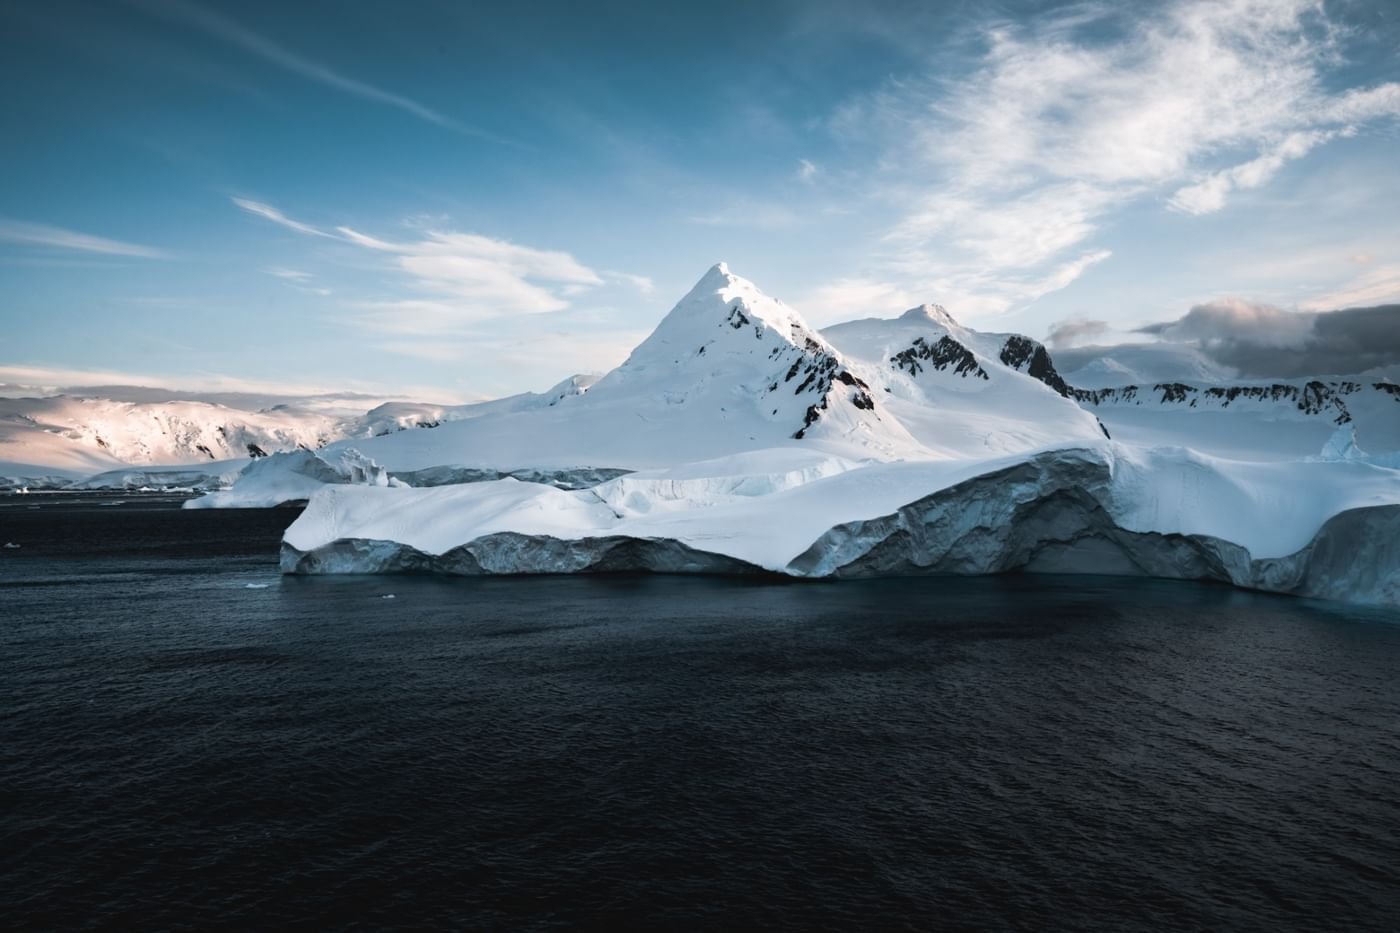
2,0 -> 1398,401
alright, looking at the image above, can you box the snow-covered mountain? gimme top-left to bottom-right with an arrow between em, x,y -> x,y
1073,376 -> 1400,460
821,304 -> 1106,457
235,264 -> 1104,481
358,373 -> 599,437
273,264 -> 928,475
0,373 -> 600,488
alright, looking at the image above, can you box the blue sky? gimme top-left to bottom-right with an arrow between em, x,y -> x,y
2,0 -> 1398,400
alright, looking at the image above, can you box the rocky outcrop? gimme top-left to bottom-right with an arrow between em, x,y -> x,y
281,532 -> 764,576
999,335 -> 1072,398
891,336 -> 988,380
389,465 -> 632,490
1072,379 -> 1365,424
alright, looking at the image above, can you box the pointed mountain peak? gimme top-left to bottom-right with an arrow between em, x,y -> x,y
613,261 -> 838,376
900,303 -> 960,328
662,262 -> 801,332
681,261 -> 743,300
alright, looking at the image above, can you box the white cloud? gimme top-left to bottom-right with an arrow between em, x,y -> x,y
889,183 -> 1115,271
233,197 -> 608,333
796,158 -> 820,184
232,198 -> 332,238
1045,317 -> 1112,349
265,266 -> 311,280
1168,128 -> 1346,215
0,362 -> 439,400
1142,297 -> 1316,348
380,340 -> 474,362
828,0 -> 1400,317
604,270 -> 656,294
480,328 -> 650,375
0,220 -> 167,258
689,199 -> 801,229
799,277 -> 918,327
1303,263 -> 1400,310
335,226 -> 400,251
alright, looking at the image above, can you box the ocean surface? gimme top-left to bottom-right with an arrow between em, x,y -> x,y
3,493 -> 1399,930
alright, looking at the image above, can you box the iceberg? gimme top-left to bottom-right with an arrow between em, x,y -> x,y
185,448 -> 403,509
279,444 -> 1400,607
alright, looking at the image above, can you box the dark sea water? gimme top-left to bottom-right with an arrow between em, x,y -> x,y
3,494 -> 1399,931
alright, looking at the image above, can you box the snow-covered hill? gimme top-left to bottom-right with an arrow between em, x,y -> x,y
359,373 -> 599,437
0,373 -> 600,488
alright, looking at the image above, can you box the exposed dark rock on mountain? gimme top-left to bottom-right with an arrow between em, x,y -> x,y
891,336 -> 988,380
1071,379 -> 1370,425
999,335 -> 1072,398
388,465 -> 632,490
282,532 -> 764,576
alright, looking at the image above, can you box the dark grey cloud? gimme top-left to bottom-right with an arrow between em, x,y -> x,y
1045,317 -> 1111,349
1133,301 -> 1400,378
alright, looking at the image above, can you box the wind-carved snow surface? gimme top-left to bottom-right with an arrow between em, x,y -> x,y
189,263 -> 1400,606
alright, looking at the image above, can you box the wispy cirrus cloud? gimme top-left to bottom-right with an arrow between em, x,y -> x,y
801,277 -> 918,328
232,198 -> 333,238
816,0 -> 1400,318
264,266 -> 310,281
0,219 -> 167,258
139,0 -> 513,144
603,270 -> 655,295
688,198 -> 801,229
1168,128 -> 1350,215
231,197 -> 615,333
1303,262 -> 1400,311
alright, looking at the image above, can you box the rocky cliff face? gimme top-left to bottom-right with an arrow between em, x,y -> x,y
787,450 -> 1400,606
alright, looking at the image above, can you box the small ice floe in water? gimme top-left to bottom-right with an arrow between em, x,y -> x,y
244,583 -> 271,589
380,594 -> 397,600
3,542 -> 19,549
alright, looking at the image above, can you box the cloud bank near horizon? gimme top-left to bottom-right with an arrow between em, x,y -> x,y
1048,301 -> 1400,379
